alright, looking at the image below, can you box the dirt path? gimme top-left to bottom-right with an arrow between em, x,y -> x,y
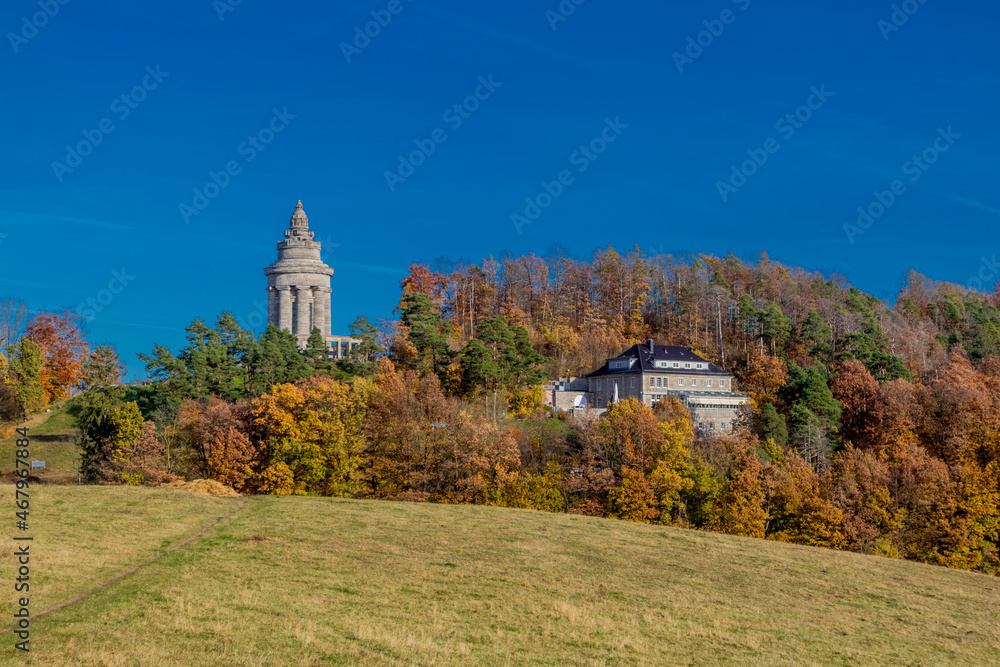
0,498 -> 246,633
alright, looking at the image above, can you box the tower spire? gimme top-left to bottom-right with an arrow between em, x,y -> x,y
290,199 -> 309,230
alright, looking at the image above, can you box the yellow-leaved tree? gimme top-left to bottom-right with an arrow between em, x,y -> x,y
252,376 -> 375,496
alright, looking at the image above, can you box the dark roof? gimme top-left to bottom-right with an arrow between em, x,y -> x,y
587,343 -> 732,379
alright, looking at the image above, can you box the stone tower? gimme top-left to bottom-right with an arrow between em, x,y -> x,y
265,201 -> 334,348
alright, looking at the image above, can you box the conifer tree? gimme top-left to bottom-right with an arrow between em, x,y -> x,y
399,292 -> 452,378
82,344 -> 125,390
304,327 -> 331,371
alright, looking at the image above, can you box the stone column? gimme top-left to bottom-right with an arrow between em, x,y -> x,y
277,287 -> 293,332
315,287 -> 332,338
295,287 -> 314,337
267,288 -> 279,328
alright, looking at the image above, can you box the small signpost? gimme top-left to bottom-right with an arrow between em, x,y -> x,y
31,461 -> 45,470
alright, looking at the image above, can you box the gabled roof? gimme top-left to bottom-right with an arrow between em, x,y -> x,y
587,343 -> 732,378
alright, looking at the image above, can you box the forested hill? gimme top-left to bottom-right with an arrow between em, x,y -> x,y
3,247 -> 999,576
401,248 -> 992,383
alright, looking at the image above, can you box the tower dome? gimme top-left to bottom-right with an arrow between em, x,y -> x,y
290,200 -> 309,230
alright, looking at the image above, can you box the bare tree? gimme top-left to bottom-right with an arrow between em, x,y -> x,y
0,298 -> 29,351
792,420 -> 832,473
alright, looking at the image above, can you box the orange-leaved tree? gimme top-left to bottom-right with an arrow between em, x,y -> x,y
175,397 -> 258,491
710,438 -> 769,539
24,310 -> 88,402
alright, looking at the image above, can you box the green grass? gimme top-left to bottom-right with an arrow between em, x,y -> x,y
0,400 -> 82,482
2,487 -> 998,665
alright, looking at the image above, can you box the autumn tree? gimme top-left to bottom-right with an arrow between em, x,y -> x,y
766,454 -> 846,548
361,358 -> 452,500
710,441 -> 769,538
739,355 -> 788,405
174,398 -> 259,491
649,398 -> 696,522
399,263 -> 448,308
252,376 -> 374,496
78,386 -> 146,483
597,398 -> 664,473
113,421 -> 173,486
25,310 -> 89,402
606,466 -> 657,523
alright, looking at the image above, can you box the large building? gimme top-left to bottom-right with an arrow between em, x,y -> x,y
264,201 -> 358,358
553,341 -> 750,435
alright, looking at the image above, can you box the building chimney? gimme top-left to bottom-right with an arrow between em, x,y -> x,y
647,339 -> 655,354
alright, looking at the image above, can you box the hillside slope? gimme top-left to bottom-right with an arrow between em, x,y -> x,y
0,400 -> 81,482
4,488 -> 998,666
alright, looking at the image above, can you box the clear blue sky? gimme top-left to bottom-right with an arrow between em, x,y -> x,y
1,0 -> 998,380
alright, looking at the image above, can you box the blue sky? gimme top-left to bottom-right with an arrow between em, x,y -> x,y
1,0 -> 998,380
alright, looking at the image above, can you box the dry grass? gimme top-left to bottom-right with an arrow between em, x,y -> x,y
0,485 -> 239,616
1,488 -> 998,665
0,401 -> 81,482
164,479 -> 241,497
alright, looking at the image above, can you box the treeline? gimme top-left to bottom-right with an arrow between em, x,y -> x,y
4,247 -> 999,575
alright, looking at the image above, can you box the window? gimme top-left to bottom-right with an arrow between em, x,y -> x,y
691,379 -> 698,387
678,378 -> 685,386
596,380 -> 602,391
699,422 -> 705,430
685,363 -> 691,369
630,377 -> 635,389
696,363 -> 703,369
656,377 -> 662,388
709,423 -> 715,430
649,377 -> 655,387
721,422 -> 727,430
673,362 -> 679,368
721,379 -> 726,389
707,379 -> 713,387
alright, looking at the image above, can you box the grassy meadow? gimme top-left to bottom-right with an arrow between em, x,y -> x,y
0,486 -> 996,666
0,400 -> 81,483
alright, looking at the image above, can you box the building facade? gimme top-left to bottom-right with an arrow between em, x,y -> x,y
265,201 -> 359,354
583,341 -> 750,435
